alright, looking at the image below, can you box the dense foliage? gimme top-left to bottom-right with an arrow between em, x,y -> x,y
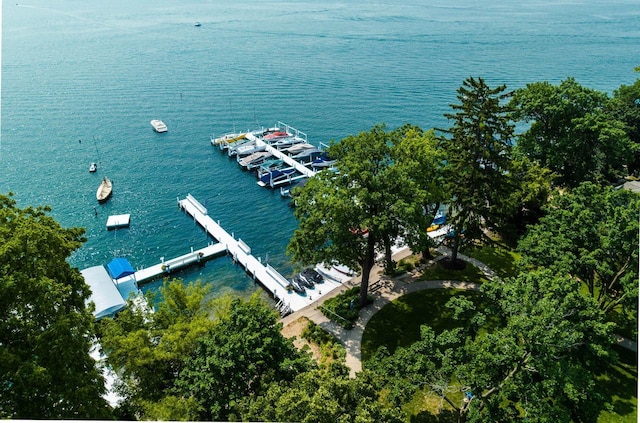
368,270 -> 616,422
518,182 -> 640,319
510,77 -> 636,186
438,77 -> 515,261
0,194 -> 111,419
288,124 -> 442,306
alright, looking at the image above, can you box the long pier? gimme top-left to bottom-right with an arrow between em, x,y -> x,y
178,194 -> 343,313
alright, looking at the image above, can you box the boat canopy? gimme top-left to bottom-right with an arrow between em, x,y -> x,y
107,258 -> 135,280
81,265 -> 126,320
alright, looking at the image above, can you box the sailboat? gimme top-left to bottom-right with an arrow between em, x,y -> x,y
93,136 -> 112,203
96,177 -> 113,203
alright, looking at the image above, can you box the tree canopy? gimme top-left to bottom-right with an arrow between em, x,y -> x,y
517,181 -> 640,319
0,193 -> 111,419
288,124 -> 442,306
510,77 -> 634,186
438,77 -> 515,261
175,295 -> 312,421
98,279 -> 218,418
368,270 -> 616,422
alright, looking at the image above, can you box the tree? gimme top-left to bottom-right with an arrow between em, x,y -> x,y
369,270 -> 616,422
0,193 -> 111,419
607,77 -> 640,175
517,181 -> 640,318
174,295 -> 312,421
438,77 -> 515,263
496,153 -> 554,244
99,278 -> 218,418
242,363 -> 404,423
510,77 -> 633,186
288,124 -> 408,306
392,125 -> 446,260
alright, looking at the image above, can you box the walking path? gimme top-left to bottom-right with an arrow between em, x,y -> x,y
280,247 -> 637,378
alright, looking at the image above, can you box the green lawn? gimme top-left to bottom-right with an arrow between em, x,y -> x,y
597,346 -> 638,423
462,245 -> 521,279
361,289 -> 485,361
418,260 -> 490,284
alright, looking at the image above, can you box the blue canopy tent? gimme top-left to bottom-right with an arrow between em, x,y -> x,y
107,258 -> 135,280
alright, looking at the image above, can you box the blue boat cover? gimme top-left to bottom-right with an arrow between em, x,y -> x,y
107,258 -> 135,279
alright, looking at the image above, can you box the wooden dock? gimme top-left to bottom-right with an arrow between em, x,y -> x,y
178,194 -> 343,313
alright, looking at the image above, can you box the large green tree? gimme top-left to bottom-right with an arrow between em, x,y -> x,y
174,295 -> 312,421
242,362 -> 404,423
392,125 -> 446,260
0,194 -> 111,419
517,181 -> 640,318
438,77 -> 515,263
607,76 -> 640,175
369,271 -> 616,422
99,279 -> 218,418
288,125 -> 408,306
510,77 -> 633,186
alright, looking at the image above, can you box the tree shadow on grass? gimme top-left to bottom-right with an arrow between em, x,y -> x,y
410,409 -> 459,423
597,345 -> 638,419
464,245 -> 520,278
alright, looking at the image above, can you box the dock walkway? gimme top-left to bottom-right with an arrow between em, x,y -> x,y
243,133 -> 317,187
115,243 -> 227,286
178,194 -> 342,313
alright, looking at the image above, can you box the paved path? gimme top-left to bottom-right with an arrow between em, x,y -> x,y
280,247 -> 637,378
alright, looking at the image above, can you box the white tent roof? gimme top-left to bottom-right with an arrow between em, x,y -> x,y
81,265 -> 126,320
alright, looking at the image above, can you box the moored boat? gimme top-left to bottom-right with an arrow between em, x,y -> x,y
262,131 -> 290,141
211,132 -> 247,146
258,167 -> 297,187
96,177 -> 113,203
234,141 -> 266,157
239,151 -> 273,169
283,143 -> 315,155
150,119 -> 168,133
89,162 -> 98,173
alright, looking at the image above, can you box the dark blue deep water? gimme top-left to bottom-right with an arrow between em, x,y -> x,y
2,0 -> 639,298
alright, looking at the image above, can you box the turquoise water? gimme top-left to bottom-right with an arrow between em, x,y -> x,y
2,0 -> 639,297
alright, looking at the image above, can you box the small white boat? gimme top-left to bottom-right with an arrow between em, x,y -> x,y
150,119 -> 168,133
89,162 -> 98,173
96,177 -> 113,203
194,22 -> 202,27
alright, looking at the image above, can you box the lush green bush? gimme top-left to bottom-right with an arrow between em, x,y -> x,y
321,287 -> 373,329
301,320 -> 346,362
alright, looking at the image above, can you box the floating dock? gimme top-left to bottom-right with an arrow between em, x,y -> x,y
178,194 -> 343,313
106,214 -> 131,230
115,243 -> 227,286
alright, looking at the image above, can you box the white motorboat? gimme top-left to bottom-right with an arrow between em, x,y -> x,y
89,162 -> 98,173
150,119 -> 168,133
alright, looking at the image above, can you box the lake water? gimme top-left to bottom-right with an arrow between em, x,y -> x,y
2,0 -> 638,298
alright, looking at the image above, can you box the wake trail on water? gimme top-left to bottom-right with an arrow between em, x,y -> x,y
14,3 -> 191,41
